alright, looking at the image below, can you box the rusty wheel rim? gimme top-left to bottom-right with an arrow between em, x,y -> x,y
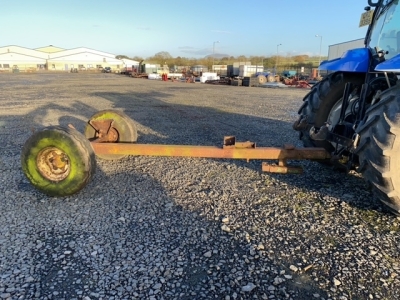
36,147 -> 71,182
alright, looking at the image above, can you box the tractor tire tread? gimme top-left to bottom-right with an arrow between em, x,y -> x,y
355,85 -> 400,215
297,72 -> 365,151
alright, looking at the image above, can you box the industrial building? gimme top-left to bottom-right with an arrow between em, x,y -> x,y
0,45 -> 139,72
328,38 -> 365,60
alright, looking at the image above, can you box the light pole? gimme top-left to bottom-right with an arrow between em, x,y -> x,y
275,44 -> 282,74
315,34 -> 322,78
213,41 -> 219,72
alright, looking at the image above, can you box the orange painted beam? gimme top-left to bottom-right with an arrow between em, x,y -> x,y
91,142 -> 330,161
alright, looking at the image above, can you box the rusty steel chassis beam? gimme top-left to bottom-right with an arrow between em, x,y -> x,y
90,136 -> 330,174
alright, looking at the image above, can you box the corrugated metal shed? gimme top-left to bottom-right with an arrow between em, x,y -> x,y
0,46 -> 47,71
49,47 -> 116,59
0,52 -> 46,72
328,39 -> 365,60
0,45 -> 48,59
0,45 -> 128,72
0,52 -> 45,63
48,52 -> 123,71
35,45 -> 65,53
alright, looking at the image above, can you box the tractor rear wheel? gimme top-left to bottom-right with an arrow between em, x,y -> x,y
21,126 -> 96,196
295,72 -> 365,153
355,85 -> 400,215
84,110 -> 137,160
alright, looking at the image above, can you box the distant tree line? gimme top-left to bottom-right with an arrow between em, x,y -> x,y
116,52 -> 327,70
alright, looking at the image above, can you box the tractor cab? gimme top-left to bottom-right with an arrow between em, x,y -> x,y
318,0 -> 400,73
293,0 -> 400,215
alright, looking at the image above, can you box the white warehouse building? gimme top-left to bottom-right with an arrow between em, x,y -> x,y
0,45 -> 139,73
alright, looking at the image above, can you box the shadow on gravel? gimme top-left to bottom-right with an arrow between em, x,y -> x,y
3,84 -> 386,216
88,89 -> 383,214
90,90 -> 287,146
15,161 -> 331,299
2,75 -> 397,299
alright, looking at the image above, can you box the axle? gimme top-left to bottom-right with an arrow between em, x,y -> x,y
90,136 -> 330,174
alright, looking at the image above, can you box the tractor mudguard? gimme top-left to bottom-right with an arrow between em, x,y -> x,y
319,48 -> 370,72
375,53 -> 400,72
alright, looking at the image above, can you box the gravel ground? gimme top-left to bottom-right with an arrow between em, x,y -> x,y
0,72 -> 399,300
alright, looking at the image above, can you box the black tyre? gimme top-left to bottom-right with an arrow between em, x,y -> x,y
84,110 -> 137,160
21,126 -> 96,196
296,72 -> 365,152
355,85 -> 400,215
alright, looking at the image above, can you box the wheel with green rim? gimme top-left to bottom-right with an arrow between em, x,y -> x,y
84,110 -> 137,160
21,126 -> 96,196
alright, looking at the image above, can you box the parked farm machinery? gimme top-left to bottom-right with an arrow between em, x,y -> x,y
292,0 -> 400,215
204,78 -> 231,85
21,110 -> 330,197
282,77 -> 312,88
20,0 -> 400,216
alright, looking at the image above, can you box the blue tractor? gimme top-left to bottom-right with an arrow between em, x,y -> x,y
293,0 -> 400,215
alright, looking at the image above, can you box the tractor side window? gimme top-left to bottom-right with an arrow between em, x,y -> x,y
369,2 -> 400,60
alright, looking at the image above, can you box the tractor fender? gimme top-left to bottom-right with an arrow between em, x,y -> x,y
375,53 -> 400,72
319,48 -> 370,72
